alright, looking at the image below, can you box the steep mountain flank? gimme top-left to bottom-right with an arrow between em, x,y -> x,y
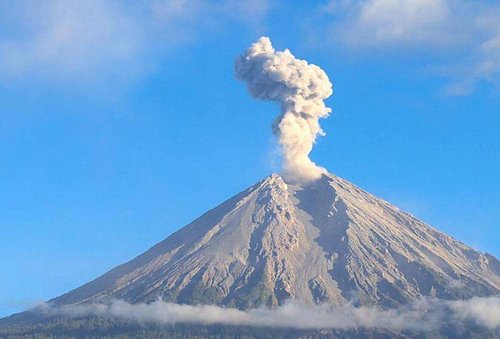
51,173 -> 499,309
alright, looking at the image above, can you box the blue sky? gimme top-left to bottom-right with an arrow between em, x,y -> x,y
1,0 -> 499,317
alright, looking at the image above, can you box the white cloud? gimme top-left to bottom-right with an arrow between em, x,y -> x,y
322,0 -> 500,94
0,0 -> 269,84
475,37 -> 500,80
443,35 -> 500,95
37,297 -> 500,331
0,1 -> 146,82
324,0 -> 488,49
328,0 -> 459,48
449,296 -> 500,330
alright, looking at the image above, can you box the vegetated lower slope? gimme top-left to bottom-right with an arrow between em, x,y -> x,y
2,314 -> 498,339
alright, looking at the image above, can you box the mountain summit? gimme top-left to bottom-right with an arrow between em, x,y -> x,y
52,173 -> 499,309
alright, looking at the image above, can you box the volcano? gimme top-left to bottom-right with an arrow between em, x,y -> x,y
2,173 -> 499,338
49,173 -> 499,309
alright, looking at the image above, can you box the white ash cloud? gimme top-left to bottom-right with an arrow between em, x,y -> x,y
235,37 -> 333,183
37,296 -> 500,332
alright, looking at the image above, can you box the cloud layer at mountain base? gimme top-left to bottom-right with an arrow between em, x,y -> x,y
36,296 -> 500,332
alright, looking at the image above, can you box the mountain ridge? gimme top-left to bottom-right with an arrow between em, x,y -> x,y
49,172 -> 499,309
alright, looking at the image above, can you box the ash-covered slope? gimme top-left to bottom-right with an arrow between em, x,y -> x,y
53,173 -> 499,309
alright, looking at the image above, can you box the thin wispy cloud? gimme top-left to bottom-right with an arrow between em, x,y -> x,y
325,0 -> 465,49
319,0 -> 500,94
2,1 -> 497,94
446,34 -> 500,95
0,1 -> 146,82
0,0 -> 269,84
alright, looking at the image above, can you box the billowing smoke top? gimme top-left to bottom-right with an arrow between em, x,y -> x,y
235,37 -> 333,183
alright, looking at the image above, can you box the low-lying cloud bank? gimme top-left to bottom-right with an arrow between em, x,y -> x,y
35,296 -> 500,332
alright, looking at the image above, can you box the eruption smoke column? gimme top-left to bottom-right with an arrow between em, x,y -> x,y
235,37 -> 333,183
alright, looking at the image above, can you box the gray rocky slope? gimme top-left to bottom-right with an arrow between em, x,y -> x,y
53,173 -> 499,309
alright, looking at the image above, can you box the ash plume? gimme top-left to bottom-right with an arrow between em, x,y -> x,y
235,37 -> 333,183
